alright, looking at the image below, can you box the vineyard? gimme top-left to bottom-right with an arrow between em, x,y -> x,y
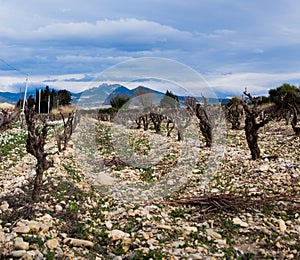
0,95 -> 300,259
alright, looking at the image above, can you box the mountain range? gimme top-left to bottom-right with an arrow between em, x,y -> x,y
0,83 -> 229,107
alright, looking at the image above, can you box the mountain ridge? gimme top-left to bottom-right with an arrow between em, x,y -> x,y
0,83 -> 230,105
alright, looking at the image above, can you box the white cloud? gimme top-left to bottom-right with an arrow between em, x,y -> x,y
207,71 -> 300,96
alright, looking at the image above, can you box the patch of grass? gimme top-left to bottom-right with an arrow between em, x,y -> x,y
23,235 -> 44,248
68,200 -> 79,211
168,208 -> 191,218
219,218 -> 240,246
0,129 -> 27,168
112,245 -> 125,256
63,164 -> 82,182
95,122 -> 113,155
129,133 -> 151,156
45,250 -> 55,260
140,167 -> 155,182
130,250 -> 166,260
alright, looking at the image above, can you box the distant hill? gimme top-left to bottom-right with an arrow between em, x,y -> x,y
103,85 -> 164,105
0,83 -> 230,107
0,90 -> 36,104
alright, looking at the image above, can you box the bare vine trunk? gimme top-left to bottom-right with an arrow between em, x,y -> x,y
25,109 -> 55,202
244,117 -> 260,160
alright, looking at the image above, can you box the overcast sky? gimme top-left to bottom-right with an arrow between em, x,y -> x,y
0,0 -> 300,96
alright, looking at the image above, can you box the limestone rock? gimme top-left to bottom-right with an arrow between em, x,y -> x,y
183,226 -> 198,233
206,229 -> 222,239
64,238 -> 94,247
14,237 -> 29,250
259,164 -> 269,172
55,204 -> 63,212
0,231 -> 5,243
13,225 -> 30,234
46,238 -> 59,249
105,221 -> 113,230
233,217 -> 249,227
10,250 -> 27,258
108,230 -> 130,241
278,219 -> 287,232
0,201 -> 9,211
28,220 -> 40,232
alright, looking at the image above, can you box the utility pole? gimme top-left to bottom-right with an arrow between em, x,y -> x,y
38,89 -> 41,114
21,74 -> 29,115
48,95 -> 50,114
19,87 -> 22,110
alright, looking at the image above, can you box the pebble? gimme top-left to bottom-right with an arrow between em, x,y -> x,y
27,220 -> 40,232
0,201 -> 9,211
0,231 -> 5,243
13,225 -> 30,234
278,219 -> 287,232
46,238 -> 59,249
14,237 -> 29,250
259,164 -> 269,172
10,250 -> 27,258
183,226 -> 198,233
108,230 -> 130,241
64,238 -> 94,247
233,217 -> 249,227
105,221 -> 113,229
206,229 -> 222,239
55,204 -> 63,212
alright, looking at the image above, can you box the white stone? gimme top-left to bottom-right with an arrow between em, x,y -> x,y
144,205 -> 159,212
64,238 -> 94,247
157,224 -> 172,230
13,225 -> 30,234
233,217 -> 249,227
27,250 -> 44,260
14,237 -> 29,250
38,213 -> 52,222
46,238 -> 59,249
259,164 -> 269,172
278,219 -> 287,232
28,220 -> 40,232
183,226 -> 198,233
105,221 -> 113,230
0,231 -> 5,243
206,229 -> 222,239
108,230 -> 130,241
55,205 -> 63,212
215,239 -> 227,246
0,202 -> 9,211
10,250 -> 27,258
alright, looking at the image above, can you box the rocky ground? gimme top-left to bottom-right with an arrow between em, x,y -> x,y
0,119 -> 300,259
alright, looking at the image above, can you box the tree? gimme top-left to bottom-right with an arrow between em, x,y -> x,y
57,89 -> 72,106
35,87 -> 72,113
269,83 -> 300,108
160,90 -> 179,108
27,95 -> 35,110
110,95 -> 130,109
